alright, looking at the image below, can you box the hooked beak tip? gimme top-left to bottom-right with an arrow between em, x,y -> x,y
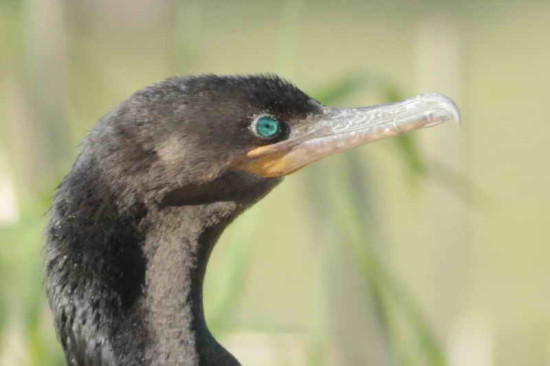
414,93 -> 461,128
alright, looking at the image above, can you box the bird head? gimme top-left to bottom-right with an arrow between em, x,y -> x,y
89,74 -> 458,208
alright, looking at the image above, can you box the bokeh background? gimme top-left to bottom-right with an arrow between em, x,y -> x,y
1,0 -> 549,365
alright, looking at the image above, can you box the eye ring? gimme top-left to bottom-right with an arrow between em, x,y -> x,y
250,114 -> 284,140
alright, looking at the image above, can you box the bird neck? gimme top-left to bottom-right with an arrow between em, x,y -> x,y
46,180 -> 243,365
141,204 -> 241,366
46,152 -> 280,365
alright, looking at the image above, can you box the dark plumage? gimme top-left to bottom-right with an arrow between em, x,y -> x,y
44,74 -> 458,365
45,75 -> 319,366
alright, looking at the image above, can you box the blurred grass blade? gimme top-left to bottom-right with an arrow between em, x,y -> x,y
309,72 -> 453,366
206,208 -> 263,334
335,159 -> 447,366
315,75 -> 373,106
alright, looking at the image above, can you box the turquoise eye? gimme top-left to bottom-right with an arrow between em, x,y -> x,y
254,116 -> 281,139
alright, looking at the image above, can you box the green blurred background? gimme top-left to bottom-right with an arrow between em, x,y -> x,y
1,0 -> 549,365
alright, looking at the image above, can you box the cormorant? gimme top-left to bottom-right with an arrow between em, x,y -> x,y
44,74 -> 459,366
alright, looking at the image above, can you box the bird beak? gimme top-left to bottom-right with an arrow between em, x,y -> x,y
235,93 -> 460,178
